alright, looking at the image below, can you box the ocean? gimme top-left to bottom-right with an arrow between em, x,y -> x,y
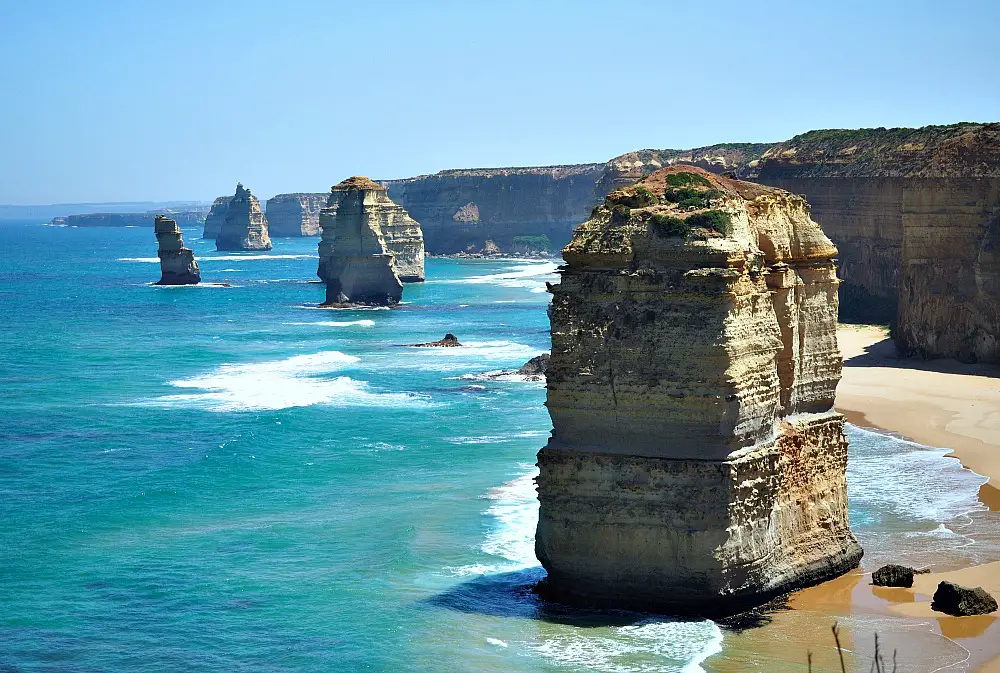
1,221 -> 997,672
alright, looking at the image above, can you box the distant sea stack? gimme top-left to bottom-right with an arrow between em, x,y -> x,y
202,196 -> 230,239
265,193 -> 327,237
535,166 -> 862,615
154,215 -> 200,285
216,183 -> 272,251
317,177 -> 404,306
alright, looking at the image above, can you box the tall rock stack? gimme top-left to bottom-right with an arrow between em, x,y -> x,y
265,193 -> 328,237
202,196 -> 230,239
317,177 -> 405,306
154,215 -> 200,285
216,183 -> 273,251
535,166 -> 862,615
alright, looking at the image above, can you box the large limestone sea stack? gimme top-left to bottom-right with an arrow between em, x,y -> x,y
216,183 -> 273,251
154,215 -> 200,285
535,166 -> 863,615
316,177 -> 409,306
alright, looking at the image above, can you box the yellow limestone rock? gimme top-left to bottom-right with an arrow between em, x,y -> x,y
535,166 -> 862,615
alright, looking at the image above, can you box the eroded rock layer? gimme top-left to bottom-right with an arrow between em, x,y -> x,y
216,184 -> 272,251
318,179 -> 425,283
536,166 -> 862,615
154,215 -> 200,285
317,177 -> 404,306
202,196 -> 230,239
265,193 -> 327,237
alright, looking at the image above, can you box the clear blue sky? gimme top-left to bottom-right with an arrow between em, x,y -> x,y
2,0 -> 998,204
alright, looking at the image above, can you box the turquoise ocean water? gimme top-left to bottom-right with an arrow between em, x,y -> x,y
1,221 -> 998,672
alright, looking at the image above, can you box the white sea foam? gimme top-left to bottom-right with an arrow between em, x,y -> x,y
431,261 -> 559,292
458,370 -> 545,383
119,254 -> 317,262
283,320 -> 376,328
137,351 -> 433,412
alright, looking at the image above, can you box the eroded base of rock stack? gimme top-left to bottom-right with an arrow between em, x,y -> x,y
535,167 -> 862,616
154,215 -> 200,285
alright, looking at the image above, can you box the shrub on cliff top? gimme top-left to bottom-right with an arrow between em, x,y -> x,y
609,186 -> 658,208
686,210 -> 732,235
649,213 -> 689,238
611,204 -> 631,224
664,172 -> 712,188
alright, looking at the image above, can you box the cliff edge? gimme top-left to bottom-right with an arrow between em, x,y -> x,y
536,166 -> 862,615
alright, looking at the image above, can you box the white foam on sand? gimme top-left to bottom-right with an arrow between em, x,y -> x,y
136,351 -> 434,412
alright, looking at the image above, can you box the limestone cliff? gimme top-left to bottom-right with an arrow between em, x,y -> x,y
264,193 -> 327,237
317,177 -> 404,306
154,215 -> 200,285
49,208 -> 209,229
536,166 -> 862,615
742,124 -> 1000,361
216,183 -> 272,252
318,179 -> 425,283
384,164 -> 605,253
202,196 -> 230,239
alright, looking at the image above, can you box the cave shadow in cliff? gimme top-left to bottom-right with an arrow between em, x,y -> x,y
422,567 -> 782,631
843,336 -> 1000,379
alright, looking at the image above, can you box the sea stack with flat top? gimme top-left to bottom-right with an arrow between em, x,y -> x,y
317,177 -> 405,306
154,215 -> 200,285
535,166 -> 862,616
216,183 -> 272,251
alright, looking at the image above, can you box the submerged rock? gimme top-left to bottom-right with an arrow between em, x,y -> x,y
535,166 -> 862,616
318,178 -> 425,283
216,183 -> 272,251
154,215 -> 200,285
411,334 -> 462,347
931,581 -> 998,616
872,564 -> 916,588
318,177 -> 404,306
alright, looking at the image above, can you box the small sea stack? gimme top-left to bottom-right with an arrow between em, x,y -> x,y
317,178 -> 425,283
216,183 -> 272,251
202,196 -> 230,239
154,215 -> 200,285
317,177 -> 404,306
535,166 -> 862,616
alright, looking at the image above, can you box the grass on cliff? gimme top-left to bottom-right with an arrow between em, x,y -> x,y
663,171 -> 713,188
687,210 -> 732,235
663,187 -> 723,210
649,213 -> 689,237
608,185 -> 658,208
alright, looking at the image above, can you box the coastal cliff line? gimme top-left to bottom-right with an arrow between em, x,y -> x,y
536,166 -> 862,614
265,193 -> 327,237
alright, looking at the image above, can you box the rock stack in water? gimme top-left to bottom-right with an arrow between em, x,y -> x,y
154,215 -> 200,285
535,166 -> 863,615
318,178 -> 425,283
202,196 -> 230,239
216,183 -> 272,251
317,177 -> 406,306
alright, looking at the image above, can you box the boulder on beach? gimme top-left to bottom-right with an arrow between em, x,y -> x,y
872,564 -> 916,588
931,580 -> 998,616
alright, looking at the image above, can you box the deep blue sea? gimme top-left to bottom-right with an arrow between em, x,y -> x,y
1,221 -> 997,672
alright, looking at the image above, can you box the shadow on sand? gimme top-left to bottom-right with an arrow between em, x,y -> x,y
844,335 -> 1000,379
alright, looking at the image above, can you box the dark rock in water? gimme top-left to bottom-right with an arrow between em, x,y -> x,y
518,353 -> 550,376
411,333 -> 462,347
154,215 -> 200,285
931,581 -> 998,616
872,564 -> 916,588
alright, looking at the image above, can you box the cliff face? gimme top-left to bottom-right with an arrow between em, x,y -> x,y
202,196 -> 230,239
50,209 -> 208,229
384,164 -> 605,253
154,215 -> 200,285
317,177 -> 404,306
742,124 -> 1000,361
318,180 -> 425,283
216,184 -> 272,252
264,193 -> 327,237
536,166 -> 861,614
